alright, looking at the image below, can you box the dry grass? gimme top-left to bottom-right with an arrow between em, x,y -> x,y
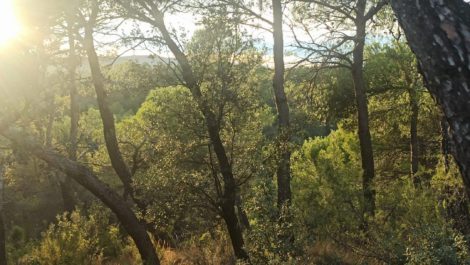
161,238 -> 236,265
301,241 -> 381,265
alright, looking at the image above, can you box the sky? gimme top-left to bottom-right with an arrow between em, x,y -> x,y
4,0 -> 469,67
114,9 -> 306,67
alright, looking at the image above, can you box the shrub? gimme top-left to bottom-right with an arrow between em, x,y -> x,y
19,205 -> 136,265
405,224 -> 470,265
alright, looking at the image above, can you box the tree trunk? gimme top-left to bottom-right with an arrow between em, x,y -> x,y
352,0 -> 376,220
58,15 -> 80,213
0,215 -> 5,265
59,179 -> 76,213
0,166 -> 6,265
272,0 -> 292,210
409,86 -> 420,186
150,12 -> 249,261
440,117 -> 470,237
221,202 -> 250,260
45,109 -> 54,148
0,127 -> 160,265
391,0 -> 470,198
67,16 -> 79,164
442,117 -> 452,172
83,24 -> 133,197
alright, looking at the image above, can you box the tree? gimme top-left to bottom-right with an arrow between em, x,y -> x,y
390,0 -> 470,197
118,1 -> 251,260
0,161 -> 6,265
79,0 -> 135,199
293,0 -> 388,222
58,4 -> 81,213
0,1 -> 161,263
0,120 -> 160,265
364,42 -> 426,186
203,0 -> 293,213
272,0 -> 293,212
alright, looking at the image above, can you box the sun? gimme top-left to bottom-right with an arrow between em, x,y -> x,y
0,0 -> 21,46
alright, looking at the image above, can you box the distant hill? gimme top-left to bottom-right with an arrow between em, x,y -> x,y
100,55 -> 173,66
75,54 -> 174,75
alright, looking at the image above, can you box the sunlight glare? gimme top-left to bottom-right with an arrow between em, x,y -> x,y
0,0 -> 21,46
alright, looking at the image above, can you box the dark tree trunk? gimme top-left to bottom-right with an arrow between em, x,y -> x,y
150,13 -> 249,261
272,0 -> 292,210
0,127 -> 160,265
352,0 -> 376,220
391,0 -> 470,198
221,202 -> 249,260
45,110 -> 54,148
82,4 -> 178,249
0,166 -> 6,265
445,188 -> 470,237
83,24 -> 133,197
59,180 -> 76,213
440,117 -> 470,237
58,15 -> 80,213
67,17 -> 79,164
0,215 -> 5,265
236,196 -> 250,231
409,86 -> 420,186
442,117 -> 452,172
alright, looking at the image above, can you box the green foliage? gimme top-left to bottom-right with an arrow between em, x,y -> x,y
3,4 -> 470,264
105,61 -> 163,115
19,206 -> 137,265
405,224 -> 470,265
292,128 -> 363,235
245,179 -> 279,264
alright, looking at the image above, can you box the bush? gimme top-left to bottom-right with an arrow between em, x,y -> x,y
19,205 -> 137,265
405,224 -> 470,265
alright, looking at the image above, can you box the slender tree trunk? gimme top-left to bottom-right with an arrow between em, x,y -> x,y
391,0 -> 470,198
45,110 -> 54,148
59,179 -> 76,213
82,4 -> 178,249
0,126 -> 160,265
151,13 -> 249,261
58,16 -> 80,213
220,202 -> 249,260
352,0 -> 376,221
272,0 -> 292,210
409,86 -> 420,186
83,24 -> 133,197
67,18 -> 79,164
0,215 -> 5,265
44,92 -> 75,212
441,117 -> 452,173
0,165 -> 6,265
236,195 -> 250,231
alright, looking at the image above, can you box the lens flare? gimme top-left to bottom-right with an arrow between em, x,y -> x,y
0,0 -> 21,46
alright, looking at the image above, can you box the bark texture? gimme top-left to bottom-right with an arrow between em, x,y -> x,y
391,0 -> 470,197
441,117 -> 470,237
353,0 -> 376,219
272,0 -> 292,209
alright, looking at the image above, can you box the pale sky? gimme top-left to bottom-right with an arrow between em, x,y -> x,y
116,9 -> 306,67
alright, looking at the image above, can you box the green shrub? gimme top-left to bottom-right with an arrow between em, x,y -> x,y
405,224 -> 470,265
19,205 -> 134,265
